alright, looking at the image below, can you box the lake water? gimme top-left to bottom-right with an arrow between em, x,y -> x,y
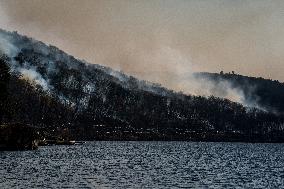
1,142 -> 284,188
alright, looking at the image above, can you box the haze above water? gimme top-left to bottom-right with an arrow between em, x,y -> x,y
0,141 -> 283,188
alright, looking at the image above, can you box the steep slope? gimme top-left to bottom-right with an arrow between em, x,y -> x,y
0,57 -> 75,127
1,29 -> 284,142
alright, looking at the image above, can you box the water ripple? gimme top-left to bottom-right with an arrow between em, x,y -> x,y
1,142 -> 284,188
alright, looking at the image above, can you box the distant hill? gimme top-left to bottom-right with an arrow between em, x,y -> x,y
1,29 -> 284,142
195,72 -> 284,114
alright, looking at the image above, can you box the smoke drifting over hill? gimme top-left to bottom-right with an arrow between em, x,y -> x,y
1,0 -> 282,110
0,29 -> 266,111
1,0 -> 284,88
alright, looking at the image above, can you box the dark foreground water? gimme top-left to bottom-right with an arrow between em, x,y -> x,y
1,142 -> 284,189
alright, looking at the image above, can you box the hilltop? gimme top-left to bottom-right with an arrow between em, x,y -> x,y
1,29 -> 284,142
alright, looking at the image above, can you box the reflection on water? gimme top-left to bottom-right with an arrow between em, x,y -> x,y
1,142 -> 284,188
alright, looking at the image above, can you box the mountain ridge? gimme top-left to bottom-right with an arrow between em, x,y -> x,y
1,28 -> 284,142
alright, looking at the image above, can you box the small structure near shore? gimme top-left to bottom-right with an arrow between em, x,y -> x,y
0,123 -> 39,151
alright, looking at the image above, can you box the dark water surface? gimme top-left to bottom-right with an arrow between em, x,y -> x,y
1,141 -> 284,188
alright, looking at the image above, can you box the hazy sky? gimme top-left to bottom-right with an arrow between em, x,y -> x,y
0,0 -> 284,90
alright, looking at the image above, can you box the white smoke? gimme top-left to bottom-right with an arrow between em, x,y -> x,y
133,46 -> 269,110
0,28 -> 268,111
19,68 -> 49,91
189,75 -> 245,104
0,30 -> 51,92
136,46 -> 248,104
189,73 -> 271,111
0,31 -> 19,57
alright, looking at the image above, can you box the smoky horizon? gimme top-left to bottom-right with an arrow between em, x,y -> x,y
0,0 -> 284,92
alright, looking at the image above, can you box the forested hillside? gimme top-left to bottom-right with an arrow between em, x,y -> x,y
1,29 -> 284,142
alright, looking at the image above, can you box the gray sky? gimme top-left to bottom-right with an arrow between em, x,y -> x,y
0,0 -> 284,92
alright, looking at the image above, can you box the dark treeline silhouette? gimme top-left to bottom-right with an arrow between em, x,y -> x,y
1,29 -> 284,142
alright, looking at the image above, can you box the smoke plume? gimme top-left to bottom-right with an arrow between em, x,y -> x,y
0,28 -> 266,110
